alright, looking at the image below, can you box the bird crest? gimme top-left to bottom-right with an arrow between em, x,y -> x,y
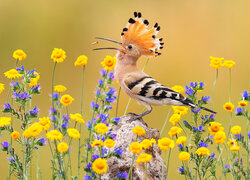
121,12 -> 164,56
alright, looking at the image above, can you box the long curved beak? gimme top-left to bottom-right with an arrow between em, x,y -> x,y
93,37 -> 126,52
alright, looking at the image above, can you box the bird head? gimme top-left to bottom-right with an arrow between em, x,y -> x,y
94,12 -> 163,64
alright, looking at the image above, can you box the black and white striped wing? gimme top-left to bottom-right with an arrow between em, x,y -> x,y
127,76 -> 194,106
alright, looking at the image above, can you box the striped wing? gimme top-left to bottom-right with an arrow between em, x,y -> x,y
127,76 -> 193,106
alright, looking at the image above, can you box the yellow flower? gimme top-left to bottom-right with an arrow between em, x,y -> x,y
34,71 -> 40,81
169,113 -> 181,125
67,128 -> 80,139
0,83 -> 5,94
136,153 -> 152,165
238,101 -> 247,107
179,152 -> 190,161
208,122 -> 224,135
46,130 -> 63,141
4,69 -> 22,79
223,60 -> 236,68
176,136 -> 187,145
60,94 -> 74,106
23,123 -> 43,138
29,78 -> 38,87
104,139 -> 115,148
101,56 -> 116,71
0,117 -> 11,127
11,131 -> 20,140
38,117 -> 51,130
196,147 -> 210,156
158,137 -> 175,151
214,131 -> 226,144
74,55 -> 88,67
172,106 -> 188,116
223,102 -> 234,112
132,126 -> 146,136
168,126 -> 182,137
91,140 -> 104,147
171,85 -> 184,94
230,145 -> 240,151
227,139 -> 237,147
94,123 -> 109,134
209,56 -> 224,69
129,142 -> 142,154
70,113 -> 84,123
54,85 -> 67,93
140,138 -> 156,149
13,49 -> 27,61
51,48 -> 66,63
57,142 -> 69,153
92,158 -> 108,174
231,126 -> 241,135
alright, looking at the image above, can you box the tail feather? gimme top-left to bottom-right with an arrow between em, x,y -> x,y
182,98 -> 216,114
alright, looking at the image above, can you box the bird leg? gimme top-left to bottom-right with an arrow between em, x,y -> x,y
129,105 -> 152,121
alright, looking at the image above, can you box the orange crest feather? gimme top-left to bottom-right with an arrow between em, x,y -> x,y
121,12 -> 164,56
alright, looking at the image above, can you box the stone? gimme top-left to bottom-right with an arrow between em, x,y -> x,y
105,113 -> 167,180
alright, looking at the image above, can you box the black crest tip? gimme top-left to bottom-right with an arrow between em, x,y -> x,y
154,23 -> 158,28
143,19 -> 149,26
134,12 -> 138,18
138,12 -> 142,18
128,18 -> 136,24
156,26 -> 161,31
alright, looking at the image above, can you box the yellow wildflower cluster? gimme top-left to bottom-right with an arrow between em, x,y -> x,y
101,56 -> 116,71
231,126 -> 241,135
223,102 -> 234,112
179,151 -> 190,161
132,126 -> 146,136
57,142 -> 69,153
208,122 -> 224,135
70,113 -> 84,123
38,117 -> 51,130
4,69 -> 22,79
169,113 -> 181,125
92,158 -> 108,174
171,85 -> 184,94
136,153 -> 152,165
210,56 -> 236,69
172,106 -> 188,116
11,131 -> 20,140
91,139 -> 104,147
104,139 -> 115,148
227,139 -> 240,151
140,138 -> 156,149
29,71 -> 40,87
176,136 -> 187,145
214,131 -> 226,144
94,123 -> 109,134
13,49 -> 27,61
46,130 -> 63,141
238,100 -> 247,107
0,117 -> 11,127
158,137 -> 175,151
54,85 -> 67,93
129,142 -> 142,154
0,83 -> 5,94
67,128 -> 80,139
74,55 -> 88,67
23,123 -> 43,138
60,94 -> 74,106
51,48 -> 66,63
168,126 -> 182,137
196,147 -> 210,156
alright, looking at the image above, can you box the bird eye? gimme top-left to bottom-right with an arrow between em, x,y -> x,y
128,45 -> 132,50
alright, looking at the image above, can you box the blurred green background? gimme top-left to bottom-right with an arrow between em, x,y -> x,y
0,0 -> 249,179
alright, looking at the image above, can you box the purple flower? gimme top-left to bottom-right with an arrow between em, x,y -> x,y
96,88 -> 101,96
179,144 -> 183,149
37,138 -> 46,146
185,86 -> 194,96
62,121 -> 68,129
102,147 -> 108,155
210,153 -> 216,159
235,107 -> 243,115
199,82 -> 205,88
19,92 -> 30,100
92,154 -> 99,160
90,101 -> 99,109
16,65 -> 24,71
84,175 -> 92,180
106,96 -> 116,103
210,113 -> 215,119
106,87 -> 116,97
224,164 -> 230,170
235,158 -> 239,162
87,121 -> 91,129
242,90 -> 248,98
50,107 -> 57,115
98,79 -> 103,86
100,69 -> 107,76
113,117 -> 120,124
192,108 -> 201,114
114,148 -> 123,157
178,166 -> 184,173
108,72 -> 115,80
120,171 -> 128,179
1,141 -> 10,149
29,106 -> 39,116
234,134 -> 242,139
31,85 -> 40,92
198,142 -> 208,147
86,163 -> 92,170
7,156 -> 14,162
3,103 -> 11,111
11,81 -> 19,88
104,105 -> 112,110
63,114 -> 70,121
52,93 -> 58,100
27,69 -> 35,75
248,131 -> 250,139
201,96 -> 210,102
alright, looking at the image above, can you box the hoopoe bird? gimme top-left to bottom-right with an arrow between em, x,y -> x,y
94,12 -> 216,119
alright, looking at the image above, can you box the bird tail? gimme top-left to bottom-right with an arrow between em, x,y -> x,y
183,98 -> 216,114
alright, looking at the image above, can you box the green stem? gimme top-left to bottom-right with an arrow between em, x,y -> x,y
128,154 -> 135,180
36,149 -> 42,180
211,69 -> 218,110
229,69 -> 231,102
160,108 -> 172,135
166,148 -> 172,178
115,87 -> 121,117
78,66 -> 85,179
226,112 -> 233,143
178,122 -> 187,136
51,62 -> 57,128
143,163 -> 147,180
